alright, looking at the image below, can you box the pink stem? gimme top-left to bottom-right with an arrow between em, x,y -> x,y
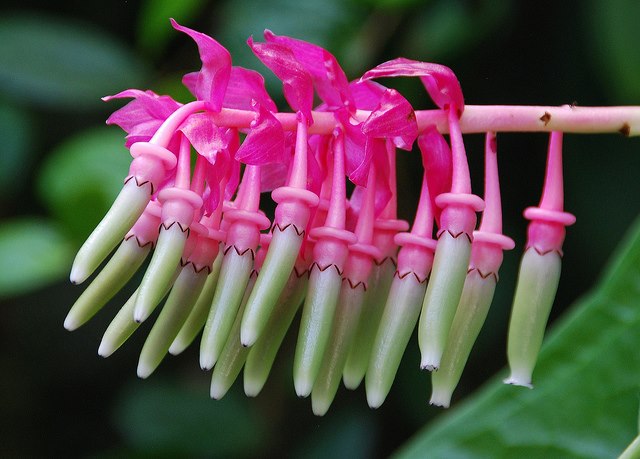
323,129 -> 347,230
448,107 -> 472,194
287,116 -> 309,189
354,165 -> 377,244
203,105 -> 640,136
240,165 -> 262,212
411,171 -> 435,238
175,134 -> 191,190
539,131 -> 564,211
190,155 -> 207,196
151,100 -> 207,146
380,139 -> 398,220
478,132 -> 503,234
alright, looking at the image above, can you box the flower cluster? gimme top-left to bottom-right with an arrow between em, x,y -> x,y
66,20 -> 578,414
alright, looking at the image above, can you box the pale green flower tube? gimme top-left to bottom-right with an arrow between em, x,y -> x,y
366,275 -> 427,409
137,266 -> 209,378
240,225 -> 304,347
293,265 -> 343,398
209,274 -> 257,400
64,237 -> 151,331
134,224 -> 188,323
343,258 -> 396,390
243,272 -> 307,397
168,251 -> 223,355
98,268 -> 180,357
70,179 -> 151,284
311,284 -> 366,416
418,232 -> 472,371
505,249 -> 562,388
199,247 -> 255,370
430,270 -> 497,407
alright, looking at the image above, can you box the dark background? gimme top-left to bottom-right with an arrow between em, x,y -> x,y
1,0 -> 639,457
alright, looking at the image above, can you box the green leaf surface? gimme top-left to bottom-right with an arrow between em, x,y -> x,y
396,216 -> 640,458
112,381 -> 268,457
37,128 -> 131,243
137,0 -> 208,56
0,218 -> 73,298
0,14 -> 148,110
0,101 -> 32,195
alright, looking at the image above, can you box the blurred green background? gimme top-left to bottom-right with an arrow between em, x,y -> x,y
1,0 -> 639,457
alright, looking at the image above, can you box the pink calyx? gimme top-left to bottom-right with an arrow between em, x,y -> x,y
184,217 -> 226,273
127,142 -> 177,193
125,200 -> 162,248
158,187 -> 203,231
524,132 -> 576,255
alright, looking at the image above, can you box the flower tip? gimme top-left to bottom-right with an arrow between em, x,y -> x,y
63,314 -> 79,332
342,372 -> 362,391
294,375 -> 313,398
365,388 -> 386,409
243,378 -> 263,398
503,374 -> 534,389
311,397 -> 330,417
69,264 -> 89,286
210,380 -> 229,400
420,355 -> 439,372
136,360 -> 154,379
429,390 -> 452,409
168,340 -> 186,356
199,353 -> 215,371
97,340 -> 114,358
240,326 -> 258,348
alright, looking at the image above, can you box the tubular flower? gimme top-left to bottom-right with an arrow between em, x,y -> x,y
430,132 -> 514,408
63,20 -> 638,415
505,131 -> 575,388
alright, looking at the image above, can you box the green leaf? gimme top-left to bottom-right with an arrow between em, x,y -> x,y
586,0 -> 640,102
0,101 -> 33,195
0,14 -> 148,110
137,0 -> 208,56
37,128 -> 132,243
0,218 -> 73,298
396,216 -> 640,458
112,381 -> 268,457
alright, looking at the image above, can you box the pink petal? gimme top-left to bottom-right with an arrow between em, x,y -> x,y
235,101 -> 286,165
264,31 -> 354,110
362,88 -> 418,150
171,19 -> 232,111
418,126 -> 453,225
348,138 -> 392,217
334,110 -> 367,187
361,57 -> 464,113
180,113 -> 229,165
103,89 -> 181,147
349,80 -> 387,111
223,67 -> 277,112
260,161 -> 289,192
247,36 -> 314,122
